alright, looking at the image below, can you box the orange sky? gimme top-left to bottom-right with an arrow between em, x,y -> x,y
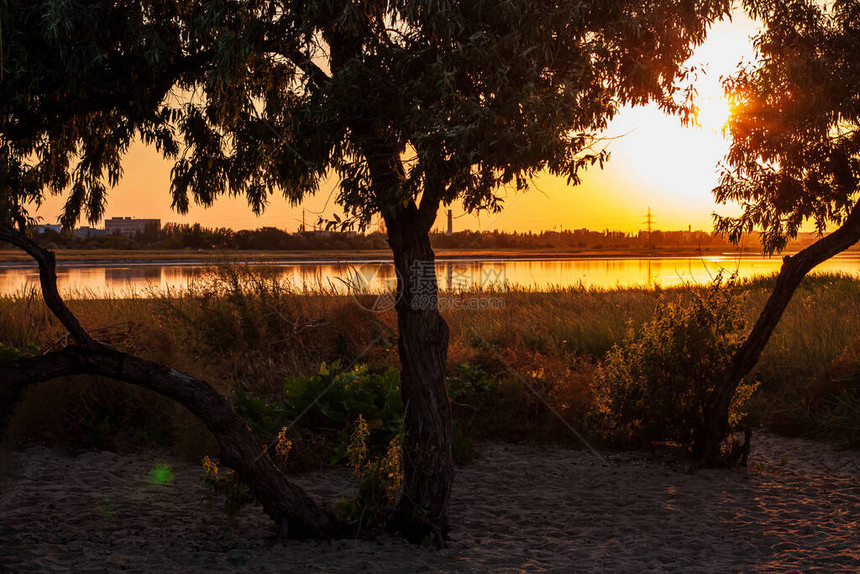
32,11 -> 759,235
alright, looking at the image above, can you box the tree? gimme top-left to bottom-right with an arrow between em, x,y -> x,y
173,0 -> 732,541
1,0 -> 731,542
0,0 -> 339,539
696,0 -> 860,464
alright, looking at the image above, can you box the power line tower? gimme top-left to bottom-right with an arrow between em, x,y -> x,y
643,207 -> 655,249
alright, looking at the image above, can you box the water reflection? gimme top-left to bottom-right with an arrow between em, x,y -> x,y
2,255 -> 860,298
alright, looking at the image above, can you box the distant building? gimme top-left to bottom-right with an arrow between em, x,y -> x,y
104,217 -> 160,236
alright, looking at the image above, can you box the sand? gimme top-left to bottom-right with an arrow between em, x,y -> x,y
1,434 -> 858,572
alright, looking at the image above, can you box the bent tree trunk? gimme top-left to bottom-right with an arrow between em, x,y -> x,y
386,212 -> 455,545
0,227 -> 338,539
694,206 -> 860,465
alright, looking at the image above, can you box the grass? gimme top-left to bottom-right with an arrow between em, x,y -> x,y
2,266 -> 860,457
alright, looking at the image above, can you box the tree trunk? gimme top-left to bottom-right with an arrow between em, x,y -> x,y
1,348 -> 339,538
0,227 -> 339,539
694,208 -> 860,465
386,214 -> 455,546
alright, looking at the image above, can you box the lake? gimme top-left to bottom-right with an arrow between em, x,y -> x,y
2,254 -> 860,297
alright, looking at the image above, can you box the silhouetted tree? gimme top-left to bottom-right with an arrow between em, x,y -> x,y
173,1 -> 734,541
1,0 -> 731,542
697,0 -> 860,464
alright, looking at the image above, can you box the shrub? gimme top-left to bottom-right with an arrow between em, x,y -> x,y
447,361 -> 504,412
237,362 -> 476,466
232,363 -> 406,481
201,455 -> 256,518
206,367 -> 409,522
336,414 -> 405,533
590,275 -> 757,451
282,363 -> 403,435
241,363 -> 405,461
446,358 -> 523,437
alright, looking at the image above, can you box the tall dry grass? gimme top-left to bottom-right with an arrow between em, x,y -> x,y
2,266 -> 859,453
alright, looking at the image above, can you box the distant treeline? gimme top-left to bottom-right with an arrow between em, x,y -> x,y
19,223 -> 744,251
430,228 -> 730,250
29,224 -> 387,251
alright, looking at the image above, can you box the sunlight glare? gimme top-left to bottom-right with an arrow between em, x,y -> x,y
695,95 -> 732,132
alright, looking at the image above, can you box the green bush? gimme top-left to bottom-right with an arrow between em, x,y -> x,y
447,361 -> 503,411
236,363 -> 404,464
590,275 -> 757,451
285,363 -> 403,459
282,364 -> 403,429
236,362 -> 475,465
214,363 -> 475,520
446,359 -> 527,438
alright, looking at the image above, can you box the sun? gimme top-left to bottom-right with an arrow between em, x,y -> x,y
694,95 -> 732,132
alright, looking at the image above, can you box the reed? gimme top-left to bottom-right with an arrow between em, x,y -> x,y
2,267 -> 859,452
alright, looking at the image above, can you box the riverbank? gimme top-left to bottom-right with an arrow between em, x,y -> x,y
1,433 -> 857,572
0,246 -> 747,266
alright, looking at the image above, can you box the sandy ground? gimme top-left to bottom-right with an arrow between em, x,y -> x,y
1,434 -> 858,573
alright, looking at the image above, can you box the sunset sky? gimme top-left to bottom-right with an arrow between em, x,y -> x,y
33,10 -> 759,235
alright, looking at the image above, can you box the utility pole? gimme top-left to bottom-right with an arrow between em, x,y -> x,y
643,207 -> 654,250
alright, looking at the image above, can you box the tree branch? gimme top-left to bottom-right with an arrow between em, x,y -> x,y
417,188 -> 442,232
261,39 -> 330,89
0,345 -> 338,538
727,204 -> 860,386
0,227 -> 98,350
13,50 -> 212,137
696,201 -> 860,465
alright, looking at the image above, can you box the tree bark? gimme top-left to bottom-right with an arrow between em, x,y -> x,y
354,130 -> 455,544
386,211 -> 455,546
0,227 -> 339,539
694,207 -> 860,465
